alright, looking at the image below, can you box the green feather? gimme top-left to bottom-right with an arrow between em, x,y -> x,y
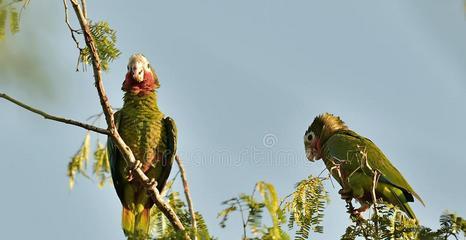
107,91 -> 177,237
309,114 -> 424,220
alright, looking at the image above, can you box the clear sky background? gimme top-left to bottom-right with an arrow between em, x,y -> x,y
1,0 -> 466,239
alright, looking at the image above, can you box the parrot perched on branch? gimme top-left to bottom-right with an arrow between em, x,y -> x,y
107,54 -> 177,238
304,113 -> 424,220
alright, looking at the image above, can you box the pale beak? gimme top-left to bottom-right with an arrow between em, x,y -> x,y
133,71 -> 144,82
305,145 -> 315,162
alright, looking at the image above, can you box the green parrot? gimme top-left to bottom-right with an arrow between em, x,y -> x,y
107,54 -> 177,238
304,113 -> 424,220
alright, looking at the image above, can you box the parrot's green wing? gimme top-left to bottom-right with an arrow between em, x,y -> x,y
324,130 -> 425,206
107,111 -> 126,205
157,116 -> 177,193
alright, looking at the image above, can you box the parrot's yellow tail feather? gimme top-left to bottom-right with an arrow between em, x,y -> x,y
122,207 -> 135,236
134,208 -> 151,236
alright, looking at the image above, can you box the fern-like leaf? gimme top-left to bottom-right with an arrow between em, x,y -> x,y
286,175 -> 328,239
79,21 -> 121,71
67,132 -> 91,189
9,8 -> 18,34
92,141 -> 110,188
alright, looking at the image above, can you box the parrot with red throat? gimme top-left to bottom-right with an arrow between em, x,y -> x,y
304,113 -> 424,220
107,54 -> 177,238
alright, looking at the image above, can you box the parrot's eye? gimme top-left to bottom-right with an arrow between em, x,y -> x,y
306,132 -> 315,142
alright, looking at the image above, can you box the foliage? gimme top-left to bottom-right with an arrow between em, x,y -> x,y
68,133 -> 211,239
0,0 -> 28,40
220,176 -> 465,240
417,212 -> 466,240
150,191 -> 212,239
218,182 -> 286,239
341,203 -> 418,240
341,206 -> 466,240
67,132 -> 111,189
92,141 -> 111,188
286,176 -> 329,239
79,21 -> 121,71
67,131 -> 91,189
218,177 -> 328,240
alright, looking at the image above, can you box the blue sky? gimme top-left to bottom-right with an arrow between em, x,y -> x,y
1,0 -> 466,239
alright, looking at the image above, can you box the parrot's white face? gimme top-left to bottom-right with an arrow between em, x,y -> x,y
304,131 -> 321,162
127,54 -> 150,82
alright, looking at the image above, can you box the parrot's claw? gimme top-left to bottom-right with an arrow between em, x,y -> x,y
350,204 -> 370,220
125,161 -> 143,181
146,178 -> 158,189
339,188 -> 352,200
125,170 -> 135,181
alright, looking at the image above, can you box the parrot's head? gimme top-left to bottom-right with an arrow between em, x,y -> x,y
304,113 -> 348,162
122,54 -> 160,94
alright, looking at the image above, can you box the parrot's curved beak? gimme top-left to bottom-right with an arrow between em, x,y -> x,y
132,70 -> 145,82
305,146 -> 315,162
304,132 -> 322,162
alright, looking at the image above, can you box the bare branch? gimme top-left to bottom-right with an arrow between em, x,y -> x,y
0,93 -> 109,135
236,197 -> 248,239
80,0 -> 87,19
66,0 -> 188,234
176,155 -> 198,239
63,0 -> 83,72
371,170 -> 381,235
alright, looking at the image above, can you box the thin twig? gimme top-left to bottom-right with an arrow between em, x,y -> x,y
236,197 -> 248,240
175,155 -> 198,239
0,93 -> 109,135
371,170 -> 381,236
279,192 -> 293,208
66,0 -> 188,235
63,0 -> 83,72
161,170 -> 180,198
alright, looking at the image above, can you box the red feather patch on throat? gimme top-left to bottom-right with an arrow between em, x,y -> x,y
122,71 -> 158,94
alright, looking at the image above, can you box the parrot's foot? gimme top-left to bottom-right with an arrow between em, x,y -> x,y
339,188 -> 352,200
350,204 -> 370,219
145,178 -> 158,189
125,170 -> 134,181
125,160 -> 143,181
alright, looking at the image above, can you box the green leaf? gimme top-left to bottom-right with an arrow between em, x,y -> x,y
285,176 -> 328,239
67,132 -> 91,190
0,9 -> 6,40
256,181 -> 287,239
9,8 -> 19,34
93,141 -> 110,188
80,21 -> 121,71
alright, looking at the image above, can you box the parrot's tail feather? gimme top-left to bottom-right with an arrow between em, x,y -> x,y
122,207 -> 151,239
134,208 -> 151,237
390,188 -> 418,222
122,207 -> 135,236
401,202 -> 418,222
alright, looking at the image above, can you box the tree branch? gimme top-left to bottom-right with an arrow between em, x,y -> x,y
67,0 -> 188,235
62,0 -> 83,72
80,0 -> 87,19
0,93 -> 109,135
176,155 -> 198,239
